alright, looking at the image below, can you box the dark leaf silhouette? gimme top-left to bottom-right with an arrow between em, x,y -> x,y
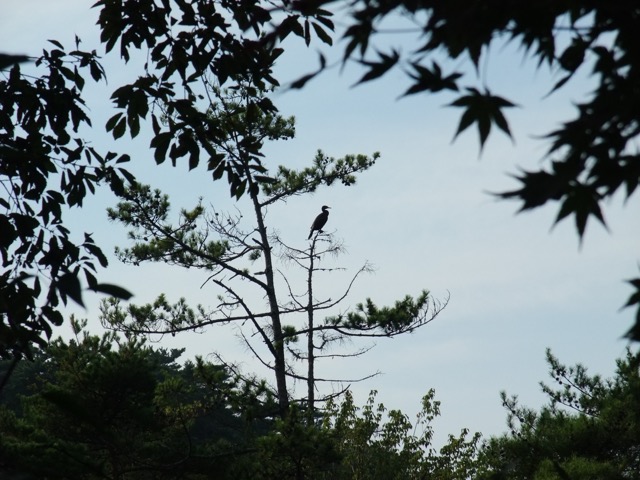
449,88 -> 516,150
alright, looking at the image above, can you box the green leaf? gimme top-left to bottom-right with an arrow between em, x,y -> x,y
623,274 -> 640,341
312,22 -> 333,46
402,62 -> 462,96
354,50 -> 399,86
0,53 -> 30,70
150,132 -> 172,164
112,117 -> 127,140
304,19 -> 311,46
449,88 -> 516,150
116,154 -> 131,164
290,72 -> 317,90
623,290 -> 640,309
188,148 -> 200,170
558,40 -> 586,72
454,109 -> 476,139
128,115 -> 140,138
84,238 -> 109,268
57,272 -> 85,307
105,113 -> 123,133
554,184 -> 606,238
90,283 -> 134,300
48,39 -> 64,49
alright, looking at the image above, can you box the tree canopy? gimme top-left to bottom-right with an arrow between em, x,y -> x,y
0,318 -> 276,479
5,326 -> 638,479
0,323 -> 479,479
479,348 -> 640,479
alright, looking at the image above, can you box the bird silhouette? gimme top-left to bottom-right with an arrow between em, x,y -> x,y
308,205 -> 330,239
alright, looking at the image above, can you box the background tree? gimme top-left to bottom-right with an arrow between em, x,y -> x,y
478,348 -> 640,480
274,234 -> 446,423
1,321 -> 482,480
0,318 -> 275,479
316,389 -> 481,479
100,83 -> 443,419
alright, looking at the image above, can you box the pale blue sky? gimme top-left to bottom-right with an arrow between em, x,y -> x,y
4,1 -> 639,446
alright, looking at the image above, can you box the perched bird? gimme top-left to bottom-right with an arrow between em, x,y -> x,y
308,205 -> 330,239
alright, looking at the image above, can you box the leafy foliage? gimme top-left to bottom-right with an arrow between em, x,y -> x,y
254,406 -> 341,480
261,150 -> 379,205
0,318 -> 275,479
320,389 -> 482,479
449,88 -> 516,150
327,290 -> 446,336
94,0 -> 334,194
2,0 -> 335,379
478,349 -> 640,480
315,0 -> 640,235
281,0 -> 640,338
0,320 -> 482,480
0,53 -> 31,71
0,40 -> 133,367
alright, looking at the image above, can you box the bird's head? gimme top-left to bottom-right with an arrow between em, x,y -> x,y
321,205 -> 331,211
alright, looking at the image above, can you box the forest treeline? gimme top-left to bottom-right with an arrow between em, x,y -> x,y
2,1 -> 639,369
1,320 -> 639,479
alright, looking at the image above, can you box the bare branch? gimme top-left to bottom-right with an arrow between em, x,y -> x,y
285,369 -> 381,384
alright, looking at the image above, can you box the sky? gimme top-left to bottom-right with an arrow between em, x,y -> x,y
3,1 -> 640,447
